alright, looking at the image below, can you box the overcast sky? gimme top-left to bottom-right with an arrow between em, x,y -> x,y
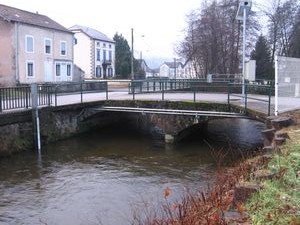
1,0 -> 266,65
0,0 -> 203,60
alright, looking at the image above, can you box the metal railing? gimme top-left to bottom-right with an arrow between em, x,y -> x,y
0,85 -> 52,112
128,79 -> 273,115
129,79 -> 241,100
53,81 -> 108,106
228,83 -> 273,116
0,80 -> 273,116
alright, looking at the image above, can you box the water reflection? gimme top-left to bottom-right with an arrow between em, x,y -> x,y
0,118 -> 265,225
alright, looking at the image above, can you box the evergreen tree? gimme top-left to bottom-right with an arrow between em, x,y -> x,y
251,35 -> 274,81
113,33 -> 131,79
290,8 -> 300,58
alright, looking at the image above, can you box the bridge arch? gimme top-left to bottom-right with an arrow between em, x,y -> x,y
79,100 -> 267,144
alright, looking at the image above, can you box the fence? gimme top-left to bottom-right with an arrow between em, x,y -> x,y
0,80 -> 272,115
275,56 -> 300,115
0,81 -> 108,111
53,81 -> 108,106
0,85 -> 52,112
228,83 -> 273,116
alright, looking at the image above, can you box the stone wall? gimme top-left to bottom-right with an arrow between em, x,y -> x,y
0,101 -> 119,156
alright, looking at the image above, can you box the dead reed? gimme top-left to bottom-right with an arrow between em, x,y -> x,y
132,143 -> 267,225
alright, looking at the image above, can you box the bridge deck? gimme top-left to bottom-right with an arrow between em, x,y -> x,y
95,106 -> 249,118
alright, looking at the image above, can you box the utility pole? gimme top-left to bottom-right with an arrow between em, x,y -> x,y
131,28 -> 134,80
174,58 -> 177,79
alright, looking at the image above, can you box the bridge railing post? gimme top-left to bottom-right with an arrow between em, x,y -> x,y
80,82 -> 83,103
227,82 -> 231,112
54,85 -> 58,107
105,81 -> 108,100
245,83 -> 248,114
139,81 -> 143,93
147,81 -> 149,92
132,81 -> 135,100
162,81 -> 165,100
47,85 -> 52,106
25,87 -> 29,109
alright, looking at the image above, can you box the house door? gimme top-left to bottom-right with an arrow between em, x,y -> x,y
61,63 -> 67,81
44,61 -> 53,82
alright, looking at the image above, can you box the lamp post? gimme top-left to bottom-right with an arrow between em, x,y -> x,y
236,0 -> 252,104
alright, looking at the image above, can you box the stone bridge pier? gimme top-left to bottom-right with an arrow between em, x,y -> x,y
132,112 -> 209,143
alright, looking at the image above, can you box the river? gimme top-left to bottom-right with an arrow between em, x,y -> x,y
0,118 -> 265,225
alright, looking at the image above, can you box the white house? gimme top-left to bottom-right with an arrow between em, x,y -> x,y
182,60 -> 197,79
69,25 -> 115,80
0,4 -> 74,86
159,62 -> 183,79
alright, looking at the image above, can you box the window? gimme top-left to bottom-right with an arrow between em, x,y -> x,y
67,64 -> 71,76
56,64 -> 61,76
103,50 -> 106,61
109,51 -> 112,61
96,66 -> 101,77
108,68 -> 113,77
96,49 -> 100,61
109,44 -> 111,48
74,38 -> 78,45
103,43 -> 106,48
25,35 -> 34,53
26,61 -> 34,77
60,41 -> 66,55
96,42 -> 100,47
44,38 -> 52,54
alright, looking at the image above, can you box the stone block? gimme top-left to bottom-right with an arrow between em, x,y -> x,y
274,137 -> 286,146
261,128 -> 275,146
233,182 -> 260,205
271,117 -> 293,130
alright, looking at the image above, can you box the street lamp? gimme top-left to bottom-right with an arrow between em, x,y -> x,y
236,0 -> 252,103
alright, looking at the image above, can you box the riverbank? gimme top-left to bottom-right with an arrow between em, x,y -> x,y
245,126 -> 300,224
133,125 -> 300,225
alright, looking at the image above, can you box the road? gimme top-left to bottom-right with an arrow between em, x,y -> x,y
52,89 -> 289,116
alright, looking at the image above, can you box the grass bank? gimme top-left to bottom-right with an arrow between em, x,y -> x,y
246,126 -> 300,224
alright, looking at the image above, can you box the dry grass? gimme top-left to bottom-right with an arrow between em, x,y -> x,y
132,146 -> 268,225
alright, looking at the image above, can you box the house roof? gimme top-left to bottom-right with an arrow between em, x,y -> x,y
69,25 -> 114,43
0,4 -> 71,33
163,62 -> 182,68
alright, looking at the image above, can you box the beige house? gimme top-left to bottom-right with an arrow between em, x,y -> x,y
69,25 -> 115,79
0,4 -> 74,86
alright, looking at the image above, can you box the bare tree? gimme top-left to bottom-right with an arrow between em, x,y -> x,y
261,0 -> 300,63
177,0 -> 259,77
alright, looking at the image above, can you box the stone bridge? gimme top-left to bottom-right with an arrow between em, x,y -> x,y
0,100 -> 268,155
78,100 -> 265,143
